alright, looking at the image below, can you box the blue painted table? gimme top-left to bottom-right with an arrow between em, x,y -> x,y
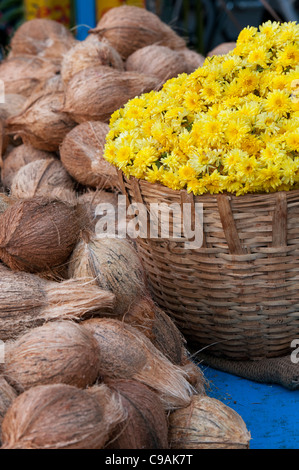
199,366 -> 299,449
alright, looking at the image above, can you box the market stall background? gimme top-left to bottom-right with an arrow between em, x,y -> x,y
0,0 -> 298,450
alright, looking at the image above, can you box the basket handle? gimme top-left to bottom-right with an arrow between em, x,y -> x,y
217,194 -> 244,255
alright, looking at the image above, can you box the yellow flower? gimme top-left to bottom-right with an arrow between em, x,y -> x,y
265,90 -> 292,117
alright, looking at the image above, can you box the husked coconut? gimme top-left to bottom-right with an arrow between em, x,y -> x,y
207,42 -> 236,56
1,383 -> 125,449
10,157 -> 74,200
177,48 -> 205,73
5,92 -> 76,152
60,121 -> 119,190
1,144 -> 55,189
0,56 -> 59,97
0,197 -> 81,273
125,45 -> 189,83
89,5 -> 186,59
168,395 -> 251,449
61,65 -> 161,123
61,35 -> 124,85
9,18 -> 77,65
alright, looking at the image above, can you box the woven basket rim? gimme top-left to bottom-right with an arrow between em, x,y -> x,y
118,170 -> 299,203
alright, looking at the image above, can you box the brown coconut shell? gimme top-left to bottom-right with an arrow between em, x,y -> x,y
3,321 -> 102,390
60,121 -> 119,190
168,395 -> 251,449
0,269 -> 115,342
125,45 -> 190,83
0,94 -> 26,121
1,383 -> 125,449
105,379 -> 169,449
1,144 -> 56,189
177,48 -> 205,73
89,5 -> 186,60
24,73 -> 65,107
0,56 -> 59,98
10,157 -> 74,200
5,92 -> 76,152
61,35 -> 124,86
68,234 -> 148,316
61,65 -> 161,123
82,317 -> 194,410
0,197 -> 81,273
207,42 -> 236,57
9,19 -> 77,66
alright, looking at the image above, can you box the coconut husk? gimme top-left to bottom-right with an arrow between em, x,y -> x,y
104,379 -> 169,449
0,197 -> 81,273
10,157 -> 74,200
0,94 -> 27,121
8,18 -> 77,66
89,5 -> 186,60
5,92 -> 76,152
0,375 -> 18,443
168,395 -> 251,449
61,35 -> 124,86
82,317 -> 194,410
60,121 -> 119,190
177,48 -> 205,73
61,65 -> 161,123
3,321 -> 102,390
0,56 -> 59,98
207,42 -> 236,57
1,144 -> 56,190
1,382 -> 125,449
68,234 -> 148,316
125,45 -> 189,83
0,269 -> 115,342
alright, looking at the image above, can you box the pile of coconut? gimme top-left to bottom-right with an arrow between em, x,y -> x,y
0,6 -> 247,449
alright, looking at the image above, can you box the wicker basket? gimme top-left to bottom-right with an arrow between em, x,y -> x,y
118,171 -> 299,360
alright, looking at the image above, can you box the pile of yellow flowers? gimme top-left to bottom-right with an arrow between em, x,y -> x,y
104,21 -> 299,196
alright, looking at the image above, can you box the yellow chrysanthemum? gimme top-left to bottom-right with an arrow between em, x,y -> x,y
104,21 -> 299,196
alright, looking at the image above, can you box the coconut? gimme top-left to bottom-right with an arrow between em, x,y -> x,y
61,65 -> 161,123
177,48 -> 205,73
1,382 -> 125,449
0,94 -> 26,121
0,194 -> 16,215
77,189 -> 120,234
82,317 -> 194,410
89,5 -> 186,60
61,35 -> 124,86
104,379 -> 169,449
0,269 -> 115,342
125,45 -> 190,83
1,144 -> 56,190
5,92 -> 76,152
60,121 -> 119,190
10,157 -> 74,200
0,56 -> 59,98
3,321 -> 102,390
9,18 -> 77,65
0,197 -> 81,273
68,234 -> 148,316
168,395 -> 251,449
207,42 -> 236,57
25,73 -> 65,106
0,375 -> 18,441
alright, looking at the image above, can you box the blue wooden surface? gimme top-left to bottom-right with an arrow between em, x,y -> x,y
200,366 -> 299,449
74,0 -> 96,40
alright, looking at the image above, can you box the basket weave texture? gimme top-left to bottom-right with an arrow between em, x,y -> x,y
118,171 -> 299,360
